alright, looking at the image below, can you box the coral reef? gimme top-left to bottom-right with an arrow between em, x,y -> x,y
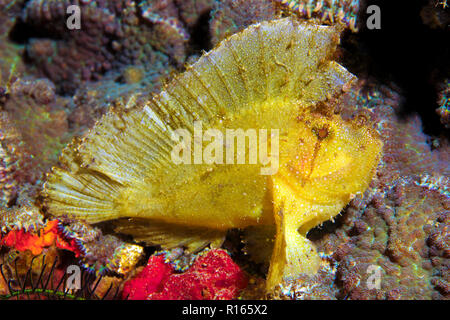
0,112 -> 34,206
22,0 -> 122,93
1,218 -> 79,256
0,196 -> 85,257
57,219 -> 144,275
209,0 -> 279,45
421,0 -> 450,29
19,0 -> 209,94
174,0 -> 215,29
274,0 -> 362,31
3,77 -> 71,183
0,40 -> 25,98
0,1 -> 26,93
324,175 -> 449,300
436,79 -> 449,128
67,70 -> 172,136
0,194 -> 143,276
0,248 -> 64,299
0,195 -> 44,233
122,249 -> 248,300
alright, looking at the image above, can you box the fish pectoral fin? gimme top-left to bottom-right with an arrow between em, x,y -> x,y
266,177 -> 321,292
265,209 -> 321,292
266,217 -> 322,292
113,218 -> 226,253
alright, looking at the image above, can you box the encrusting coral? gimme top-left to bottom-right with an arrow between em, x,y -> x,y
274,0 -> 362,32
0,192 -> 143,277
317,174 -> 449,300
19,0 -> 213,94
436,79 -> 449,128
43,17 -> 382,292
421,0 -> 450,29
65,60 -> 180,137
0,0 -> 26,92
56,219 -> 144,275
0,111 -> 34,206
210,0 -> 279,45
2,78 -> 71,184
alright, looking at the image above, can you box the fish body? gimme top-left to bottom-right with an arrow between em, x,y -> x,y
43,18 -> 382,291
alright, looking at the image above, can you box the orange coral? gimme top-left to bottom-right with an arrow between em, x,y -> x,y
0,219 -> 78,256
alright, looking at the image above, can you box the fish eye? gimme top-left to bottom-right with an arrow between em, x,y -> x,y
312,125 -> 330,141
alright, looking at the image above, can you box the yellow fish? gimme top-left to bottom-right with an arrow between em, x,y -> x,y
43,17 -> 382,291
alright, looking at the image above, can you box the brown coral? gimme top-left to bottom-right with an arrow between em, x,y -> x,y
210,0 -> 279,45
421,0 -> 450,29
436,79 -> 449,128
328,176 -> 449,300
4,78 -> 71,178
19,0 -> 204,94
274,0 -> 362,32
0,111 -> 35,206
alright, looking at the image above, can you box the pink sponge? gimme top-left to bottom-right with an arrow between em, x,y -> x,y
122,249 -> 248,300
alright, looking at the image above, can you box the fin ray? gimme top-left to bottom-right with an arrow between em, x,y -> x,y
113,218 -> 226,253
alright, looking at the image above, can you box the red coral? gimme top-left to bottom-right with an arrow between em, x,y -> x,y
122,249 -> 248,300
0,219 -> 83,256
122,255 -> 173,300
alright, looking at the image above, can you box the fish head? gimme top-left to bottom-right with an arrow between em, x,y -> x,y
279,111 -> 383,203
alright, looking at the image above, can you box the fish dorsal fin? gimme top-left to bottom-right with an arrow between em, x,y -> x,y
162,18 -> 345,121
74,17 -> 353,185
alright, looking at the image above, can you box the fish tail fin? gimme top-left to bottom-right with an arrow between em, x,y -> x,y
42,138 -> 125,223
